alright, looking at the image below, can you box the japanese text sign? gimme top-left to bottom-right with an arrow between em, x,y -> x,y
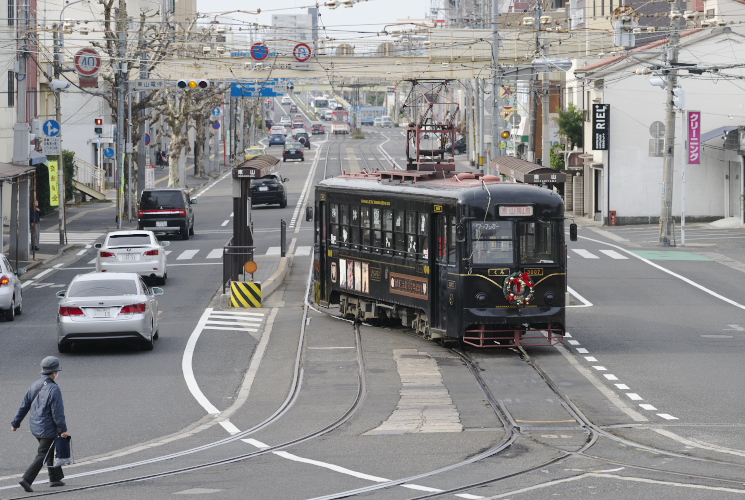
687,111 -> 701,164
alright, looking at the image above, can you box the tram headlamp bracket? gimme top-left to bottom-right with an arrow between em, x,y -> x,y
305,206 -> 314,222
569,223 -> 578,241
455,223 -> 466,242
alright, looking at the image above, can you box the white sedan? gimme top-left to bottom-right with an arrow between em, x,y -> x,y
95,230 -> 169,285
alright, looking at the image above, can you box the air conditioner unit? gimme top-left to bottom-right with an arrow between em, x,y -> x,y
670,10 -> 682,20
522,17 -> 535,26
202,46 -> 211,54
684,11 -> 696,20
716,18 -> 727,26
539,15 -> 551,24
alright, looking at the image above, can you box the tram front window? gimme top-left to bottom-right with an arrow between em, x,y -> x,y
471,221 -> 514,265
519,221 -> 558,264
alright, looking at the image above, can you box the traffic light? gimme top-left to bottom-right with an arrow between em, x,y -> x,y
500,130 -> 511,140
94,117 -> 103,135
672,87 -> 685,108
177,79 -> 210,90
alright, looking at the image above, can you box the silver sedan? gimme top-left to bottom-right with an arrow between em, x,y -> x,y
0,254 -> 25,321
95,230 -> 169,285
56,272 -> 163,352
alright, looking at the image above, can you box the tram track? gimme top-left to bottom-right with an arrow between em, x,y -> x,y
5,265 -> 368,499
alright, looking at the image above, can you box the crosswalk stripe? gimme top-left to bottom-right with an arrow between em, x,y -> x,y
214,311 -> 265,317
266,247 -> 281,256
206,320 -> 262,327
207,249 -> 223,259
165,250 -> 172,256
203,326 -> 258,332
572,249 -> 599,259
295,246 -> 312,256
40,232 -> 101,243
599,249 -> 628,259
208,316 -> 263,324
177,250 -> 199,260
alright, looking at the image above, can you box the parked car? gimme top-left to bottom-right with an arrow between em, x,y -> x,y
281,96 -> 292,105
56,272 -> 163,352
94,230 -> 169,285
251,173 -> 289,208
137,189 -> 196,240
290,104 -> 298,112
283,142 -> 305,162
244,146 -> 266,161
452,137 -> 467,154
293,132 -> 311,149
311,123 -> 325,135
0,254 -> 24,321
268,134 -> 286,146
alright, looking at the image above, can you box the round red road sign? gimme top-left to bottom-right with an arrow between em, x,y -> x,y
293,43 -> 312,63
74,48 -> 101,77
250,43 -> 269,61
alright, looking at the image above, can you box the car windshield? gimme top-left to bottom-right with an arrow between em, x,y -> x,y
285,143 -> 302,149
270,135 -> 284,140
470,221 -> 514,265
106,234 -> 152,247
67,279 -> 139,297
140,191 -> 182,209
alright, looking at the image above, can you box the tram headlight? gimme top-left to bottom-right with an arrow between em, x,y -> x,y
543,291 -> 556,305
475,292 -> 489,305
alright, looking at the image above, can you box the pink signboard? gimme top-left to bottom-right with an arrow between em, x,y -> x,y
687,111 -> 701,164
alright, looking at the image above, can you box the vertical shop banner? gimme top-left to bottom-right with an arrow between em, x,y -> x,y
592,104 -> 610,151
48,160 -> 60,206
687,111 -> 701,164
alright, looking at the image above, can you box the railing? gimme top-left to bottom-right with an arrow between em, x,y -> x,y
222,238 -> 255,293
74,157 -> 106,192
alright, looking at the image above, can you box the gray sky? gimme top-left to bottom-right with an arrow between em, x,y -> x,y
196,0 -> 433,34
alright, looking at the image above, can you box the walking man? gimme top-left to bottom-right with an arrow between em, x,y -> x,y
11,356 -> 70,492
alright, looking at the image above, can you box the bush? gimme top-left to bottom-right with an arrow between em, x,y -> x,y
550,144 -> 565,170
352,134 -> 366,139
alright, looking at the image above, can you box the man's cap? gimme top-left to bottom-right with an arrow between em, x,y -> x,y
41,356 -> 62,375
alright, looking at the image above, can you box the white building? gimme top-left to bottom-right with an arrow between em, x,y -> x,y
566,26 -> 745,226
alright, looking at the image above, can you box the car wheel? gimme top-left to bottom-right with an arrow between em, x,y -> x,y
279,198 -> 287,208
57,341 -> 71,353
140,337 -> 154,351
4,299 -> 15,321
283,158 -> 286,162
157,273 -> 167,286
301,158 -> 305,162
181,227 -> 190,240
189,223 -> 194,236
14,293 -> 22,315
153,330 -> 159,340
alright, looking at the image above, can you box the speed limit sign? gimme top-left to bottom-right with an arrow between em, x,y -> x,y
74,48 -> 101,77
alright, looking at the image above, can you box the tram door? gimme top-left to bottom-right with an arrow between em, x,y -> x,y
432,213 -> 454,332
317,200 -> 327,304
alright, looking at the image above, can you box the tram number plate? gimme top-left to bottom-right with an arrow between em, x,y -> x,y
499,205 -> 533,216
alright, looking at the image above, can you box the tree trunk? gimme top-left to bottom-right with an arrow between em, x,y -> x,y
194,118 -> 206,178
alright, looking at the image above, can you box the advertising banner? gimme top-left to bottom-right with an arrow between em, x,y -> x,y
48,161 -> 60,206
592,104 -> 610,150
687,111 -> 701,164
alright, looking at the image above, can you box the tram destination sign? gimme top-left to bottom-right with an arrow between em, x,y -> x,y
498,206 -> 534,217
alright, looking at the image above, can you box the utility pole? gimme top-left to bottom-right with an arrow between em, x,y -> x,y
115,27 -> 127,229
137,47 -> 148,206
52,27 -> 67,244
659,0 -> 684,246
491,0 -> 503,160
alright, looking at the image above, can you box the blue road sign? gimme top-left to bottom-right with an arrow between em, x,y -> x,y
251,43 -> 268,61
43,119 -> 60,137
213,122 -> 221,130
231,83 -> 279,98
104,147 -> 115,158
212,107 -> 222,117
145,133 -> 151,145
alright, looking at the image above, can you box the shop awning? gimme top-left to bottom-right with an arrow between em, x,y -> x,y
0,163 -> 36,181
29,150 -> 47,165
491,156 -> 567,184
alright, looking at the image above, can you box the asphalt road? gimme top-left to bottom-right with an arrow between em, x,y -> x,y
2,94 -> 745,499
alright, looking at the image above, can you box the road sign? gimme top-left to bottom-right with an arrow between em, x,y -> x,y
74,48 -> 101,77
231,83 -> 281,98
145,165 -> 155,189
42,137 -> 61,155
251,43 -> 269,61
293,43 -> 312,63
132,80 -> 170,89
213,122 -> 221,130
649,121 -> 665,138
212,108 -> 222,117
104,147 -> 115,159
144,133 -> 151,146
43,119 -> 60,137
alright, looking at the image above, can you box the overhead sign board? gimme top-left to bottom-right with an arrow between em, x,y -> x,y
592,104 -> 610,151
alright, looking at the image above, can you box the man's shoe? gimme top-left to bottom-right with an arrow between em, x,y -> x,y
49,481 -> 65,487
19,479 -> 33,492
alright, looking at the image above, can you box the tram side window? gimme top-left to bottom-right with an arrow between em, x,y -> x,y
448,216 -> 457,265
394,210 -> 406,255
406,211 -> 417,257
436,216 -> 447,263
372,208 -> 382,253
329,203 -> 339,246
418,213 -> 429,259
519,221 -> 557,264
471,221 -> 514,265
351,206 -> 360,248
383,209 -> 393,254
340,205 -> 350,247
361,206 -> 371,249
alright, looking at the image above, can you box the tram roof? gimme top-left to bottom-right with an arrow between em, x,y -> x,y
318,170 -> 563,207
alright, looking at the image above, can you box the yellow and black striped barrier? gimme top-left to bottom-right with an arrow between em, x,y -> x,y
230,281 -> 262,308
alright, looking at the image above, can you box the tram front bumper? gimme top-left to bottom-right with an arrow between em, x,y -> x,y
463,306 -> 564,325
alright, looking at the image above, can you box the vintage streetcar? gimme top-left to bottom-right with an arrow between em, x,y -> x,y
310,170 -> 568,347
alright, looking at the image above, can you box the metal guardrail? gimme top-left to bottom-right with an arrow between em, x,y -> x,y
74,158 -> 106,192
222,238 -> 255,294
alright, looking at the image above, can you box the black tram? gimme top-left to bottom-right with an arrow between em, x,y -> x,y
311,170 -> 567,347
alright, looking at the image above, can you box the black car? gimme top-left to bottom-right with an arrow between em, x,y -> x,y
452,137 -> 467,154
283,142 -> 305,162
294,132 -> 311,149
311,123 -> 325,135
137,189 -> 196,240
251,174 -> 288,208
265,118 -> 274,129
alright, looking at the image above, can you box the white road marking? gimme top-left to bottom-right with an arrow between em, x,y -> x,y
177,250 -> 199,260
585,356 -> 597,362
599,249 -> 628,259
593,366 -> 607,371
307,347 -> 355,349
626,393 -> 643,401
572,249 -> 599,259
272,450 -> 389,482
215,311 -> 265,317
205,319 -> 262,327
206,249 -> 223,259
657,413 -> 679,420
219,420 -> 241,435
241,438 -> 270,449
295,245 -> 312,256
21,280 -> 35,288
76,249 -> 86,255
564,332 -> 572,337
639,404 -> 658,410
203,326 -> 258,332
208,315 -> 262,323
34,268 -> 55,279
266,247 -> 281,256
576,348 -> 589,354
182,308 -> 220,415
221,220 -> 229,226
614,384 -> 630,390
567,286 -> 593,308
603,374 -> 619,381
567,340 -> 579,345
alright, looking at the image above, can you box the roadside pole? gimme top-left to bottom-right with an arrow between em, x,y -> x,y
115,30 -> 126,229
492,0 -> 503,160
